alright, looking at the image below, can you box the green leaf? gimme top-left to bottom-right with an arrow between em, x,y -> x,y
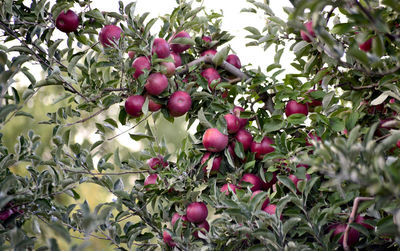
129,133 -> 154,141
263,117 -> 284,132
287,113 -> 306,125
277,175 -> 297,194
212,46 -> 230,66
331,23 -> 354,35
329,117 -> 345,132
171,37 -> 195,45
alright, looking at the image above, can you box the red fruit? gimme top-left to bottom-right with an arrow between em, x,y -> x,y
125,95 -> 145,117
147,156 -> 168,169
331,224 -> 360,246
300,21 -> 315,43
355,215 -> 374,230
241,173 -> 264,192
263,204 -> 280,218
55,10 -> 79,33
163,231 -> 176,247
193,220 -> 210,238
263,172 -> 278,190
307,90 -> 322,107
152,38 -> 170,59
288,174 -> 311,191
220,183 -> 238,195
99,25 -> 122,47
226,54 -> 241,69
390,98 -> 396,104
161,62 -> 176,76
171,213 -> 187,227
200,49 -> 217,57
144,174 -> 158,187
251,190 -> 270,209
359,38 -> 372,52
233,106 -> 248,128
171,52 -> 182,67
148,98 -> 162,112
170,31 -> 192,53
202,36 -> 212,42
228,143 -> 236,159
397,140 -> 400,148
234,129 -> 253,151
296,163 -> 310,169
145,73 -> 168,96
167,91 -> 192,117
128,51 -> 135,59
201,68 -> 221,89
0,209 -> 13,221
285,100 -> 308,117
186,202 -> 208,223
250,136 -> 275,160
132,56 -> 151,79
201,152 -> 222,174
202,128 -> 228,152
224,114 -> 240,134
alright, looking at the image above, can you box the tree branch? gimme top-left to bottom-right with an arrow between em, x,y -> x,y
62,169 -> 149,175
107,113 -> 152,141
65,108 -> 107,127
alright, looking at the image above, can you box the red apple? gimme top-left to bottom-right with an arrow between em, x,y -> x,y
397,140 -> 400,148
240,173 -> 264,192
132,56 -> 151,79
193,220 -> 210,238
144,174 -> 158,187
148,98 -> 162,112
202,36 -> 212,42
355,215 -> 374,230
288,174 -> 311,191
234,129 -> 253,151
161,61 -> 176,76
224,114 -> 240,134
163,231 -> 176,247
220,183 -> 238,195
300,21 -> 315,43
201,68 -> 221,89
147,156 -> 168,169
228,143 -> 236,159
171,213 -> 188,227
167,91 -> 192,117
125,95 -> 145,117
170,31 -> 192,53
263,204 -> 282,219
390,98 -> 396,104
233,106 -> 248,128
307,90 -> 322,107
186,202 -> 208,223
200,49 -> 217,57
0,209 -> 13,221
331,224 -> 360,246
285,100 -> 308,117
171,52 -> 182,67
251,190 -> 270,209
359,38 -> 372,52
251,136 -> 274,160
128,51 -> 135,59
201,152 -> 222,174
55,10 -> 79,33
263,172 -> 278,190
202,128 -> 228,152
145,73 -> 168,96
152,38 -> 170,59
99,25 -> 122,47
226,54 -> 241,69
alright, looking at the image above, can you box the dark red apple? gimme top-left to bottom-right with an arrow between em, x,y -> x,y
147,156 -> 168,169
0,209 -> 13,221
99,25 -> 122,47
220,183 -> 238,195
355,215 -> 374,230
132,56 -> 151,79
161,61 -> 175,76
193,220 -> 210,238
202,128 -> 228,152
167,91 -> 192,117
171,52 -> 182,67
144,174 -> 158,187
55,10 -> 79,33
148,98 -> 162,112
228,143 -> 236,159
226,54 -> 241,69
224,114 -> 240,134
397,140 -> 400,148
202,36 -> 212,42
288,174 -> 311,191
307,90 -> 322,107
171,213 -> 187,227
233,106 -> 248,128
128,51 -> 135,59
300,21 -> 315,43
251,190 -> 270,209
201,152 -> 222,174
263,172 -> 278,190
359,38 -> 372,52
186,202 -> 208,223
145,73 -> 168,95
200,49 -> 217,57
163,231 -> 176,247
152,38 -> 170,59
251,136 -> 274,160
240,173 -> 264,192
125,95 -> 145,117
170,31 -> 192,53
201,68 -> 221,89
234,129 -> 253,151
285,100 -> 308,117
331,224 -> 360,246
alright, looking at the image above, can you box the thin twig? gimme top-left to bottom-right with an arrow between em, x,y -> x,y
65,108 -> 107,127
63,169 -> 149,175
107,113 -> 152,141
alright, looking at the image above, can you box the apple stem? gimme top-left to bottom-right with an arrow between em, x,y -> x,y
343,196 -> 374,251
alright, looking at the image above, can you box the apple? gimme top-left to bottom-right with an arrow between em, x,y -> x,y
300,21 -> 315,43
233,106 -> 248,128
220,183 -> 238,195
147,156 -> 168,169
297,163 -> 310,169
397,140 -> 400,148
331,224 -> 360,246
240,173 -> 264,192
145,72 -> 168,96
201,152 -> 222,174
251,190 -> 270,209
390,98 -> 396,104
132,56 -> 151,79
263,171 -> 278,190
202,36 -> 212,42
307,90 -> 322,107
288,174 -> 311,191
202,128 -> 228,152
250,136 -> 274,160
144,174 -> 158,187
99,25 -> 122,47
285,100 -> 308,117
201,68 -> 221,89
0,208 -> 13,221
170,31 -> 192,53
355,215 -> 374,230
128,51 -> 135,59
186,202 -> 208,223
167,91 -> 192,117
171,52 -> 182,67
171,213 -> 188,227
226,54 -> 241,69
224,114 -> 240,134
234,129 -> 253,151
148,98 -> 162,112
161,61 -> 176,77
200,49 -> 217,57
263,204 -> 279,217
163,231 -> 176,247
193,220 -> 210,238
359,38 -> 372,52
55,10 -> 79,33
125,95 -> 145,117
152,38 -> 170,59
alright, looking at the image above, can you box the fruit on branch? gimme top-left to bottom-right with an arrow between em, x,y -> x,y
144,174 -> 158,187
99,25 -> 122,47
226,54 -> 241,69
147,156 -> 168,169
331,224 -> 360,246
201,152 -> 222,174
288,174 -> 311,191
397,140 -> 400,148
132,56 -> 151,79
152,38 -> 170,59
193,220 -> 210,238
220,183 -> 238,195
167,91 -> 192,117
128,51 -> 135,59
355,215 -> 374,230
306,90 -> 322,107
145,72 -> 168,95
125,95 -> 145,117
250,136 -> 274,160
202,36 -> 212,42
186,202 -> 208,223
170,31 -> 192,53
300,21 -> 315,43
285,100 -> 309,117
163,231 -> 176,247
240,173 -> 264,192
202,128 -> 228,152
171,52 -> 182,67
359,38 -> 373,52
251,190 -> 270,209
200,49 -> 217,57
55,10 -> 79,33
224,114 -> 240,134
161,62 -> 176,77
234,129 -> 253,151
233,106 -> 248,128
263,172 -> 278,190
227,143 -> 236,159
201,67 -> 221,89
148,98 -> 162,112
0,208 -> 14,221
171,213 -> 188,227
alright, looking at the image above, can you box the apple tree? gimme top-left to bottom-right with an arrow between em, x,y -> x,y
0,0 -> 400,250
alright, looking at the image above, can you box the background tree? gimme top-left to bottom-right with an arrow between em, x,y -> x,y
1,0 -> 400,250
